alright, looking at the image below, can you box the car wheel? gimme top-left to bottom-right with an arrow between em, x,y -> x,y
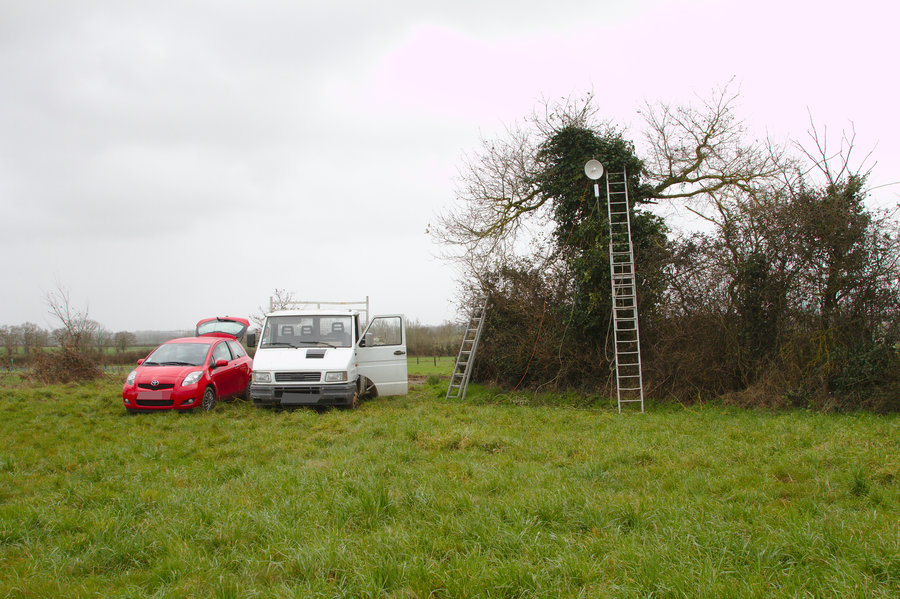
201,386 -> 216,411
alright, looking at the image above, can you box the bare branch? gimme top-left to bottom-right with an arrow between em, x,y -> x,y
641,81 -> 783,205
796,114 -> 876,188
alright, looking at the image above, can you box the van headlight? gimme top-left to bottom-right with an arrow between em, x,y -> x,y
182,371 -> 204,386
324,371 -> 348,382
253,371 -> 272,383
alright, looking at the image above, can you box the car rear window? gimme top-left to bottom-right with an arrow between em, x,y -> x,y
197,319 -> 247,337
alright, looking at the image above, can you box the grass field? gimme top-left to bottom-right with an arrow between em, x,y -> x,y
0,371 -> 897,598
407,356 -> 456,378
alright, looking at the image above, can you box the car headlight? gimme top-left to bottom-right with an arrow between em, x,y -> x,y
125,370 -> 136,385
324,371 -> 348,382
252,371 -> 271,383
182,371 -> 204,386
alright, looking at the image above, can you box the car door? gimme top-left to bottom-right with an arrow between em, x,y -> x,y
209,341 -> 237,396
227,340 -> 251,393
357,315 -> 408,396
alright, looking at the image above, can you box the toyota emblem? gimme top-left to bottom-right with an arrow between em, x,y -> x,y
151,380 -> 159,386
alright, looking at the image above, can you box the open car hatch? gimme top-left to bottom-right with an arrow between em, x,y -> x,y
196,316 -> 250,339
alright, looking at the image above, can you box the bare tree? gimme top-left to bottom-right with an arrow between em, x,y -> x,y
434,93 -> 604,274
0,325 -> 22,356
435,85 -> 785,283
95,326 -> 112,354
113,331 -> 137,353
640,82 -> 783,205
46,286 -> 98,351
784,118 -> 899,335
251,288 -> 297,331
21,322 -> 48,353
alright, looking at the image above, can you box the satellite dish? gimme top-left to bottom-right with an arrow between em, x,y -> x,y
584,159 -> 604,180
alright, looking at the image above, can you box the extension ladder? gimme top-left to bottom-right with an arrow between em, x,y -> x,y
605,169 -> 645,412
446,297 -> 489,400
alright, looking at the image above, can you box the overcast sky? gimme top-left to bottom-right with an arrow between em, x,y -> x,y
2,0 -> 897,332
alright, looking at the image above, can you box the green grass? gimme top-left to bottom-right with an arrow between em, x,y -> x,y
0,375 -> 897,597
407,356 -> 455,377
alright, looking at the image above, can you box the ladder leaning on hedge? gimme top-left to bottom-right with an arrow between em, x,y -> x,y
606,168 -> 645,413
446,297 -> 489,400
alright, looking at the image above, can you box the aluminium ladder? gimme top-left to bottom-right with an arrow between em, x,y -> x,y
605,169 -> 645,412
446,297 -> 489,400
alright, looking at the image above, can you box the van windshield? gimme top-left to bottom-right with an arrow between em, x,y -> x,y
261,315 -> 353,348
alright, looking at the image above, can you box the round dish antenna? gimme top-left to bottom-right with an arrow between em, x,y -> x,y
584,159 -> 604,180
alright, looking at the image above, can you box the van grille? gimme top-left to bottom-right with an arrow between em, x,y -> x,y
275,372 -> 321,382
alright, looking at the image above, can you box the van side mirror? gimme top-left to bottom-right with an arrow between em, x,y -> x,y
247,333 -> 256,347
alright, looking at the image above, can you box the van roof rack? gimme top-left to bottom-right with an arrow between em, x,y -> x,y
272,296 -> 369,325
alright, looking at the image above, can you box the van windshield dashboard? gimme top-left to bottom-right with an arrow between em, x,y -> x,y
260,315 -> 353,349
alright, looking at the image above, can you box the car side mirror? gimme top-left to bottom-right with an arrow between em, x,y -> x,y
215,359 -> 228,368
137,358 -> 144,365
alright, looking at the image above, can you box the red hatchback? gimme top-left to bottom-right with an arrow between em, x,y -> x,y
122,317 -> 252,412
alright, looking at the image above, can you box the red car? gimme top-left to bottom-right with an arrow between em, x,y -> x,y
122,317 -> 252,412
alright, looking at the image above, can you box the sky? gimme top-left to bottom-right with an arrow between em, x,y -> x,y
2,0 -> 898,332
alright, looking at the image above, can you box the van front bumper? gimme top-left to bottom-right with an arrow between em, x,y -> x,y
250,382 -> 356,407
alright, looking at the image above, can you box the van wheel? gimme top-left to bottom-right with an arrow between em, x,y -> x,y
350,390 -> 360,409
201,386 -> 217,411
360,377 -> 377,399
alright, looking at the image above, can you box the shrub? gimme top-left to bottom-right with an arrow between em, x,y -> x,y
30,346 -> 102,384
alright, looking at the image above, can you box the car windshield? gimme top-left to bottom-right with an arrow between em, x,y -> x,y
143,342 -> 211,366
261,315 -> 353,348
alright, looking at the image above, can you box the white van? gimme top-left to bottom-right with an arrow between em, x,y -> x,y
248,309 -> 407,408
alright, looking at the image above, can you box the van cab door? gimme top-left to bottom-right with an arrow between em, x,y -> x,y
357,315 -> 408,396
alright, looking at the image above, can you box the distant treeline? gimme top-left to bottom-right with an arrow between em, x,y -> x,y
406,321 -> 464,357
0,323 -> 190,365
2,319 -> 463,363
